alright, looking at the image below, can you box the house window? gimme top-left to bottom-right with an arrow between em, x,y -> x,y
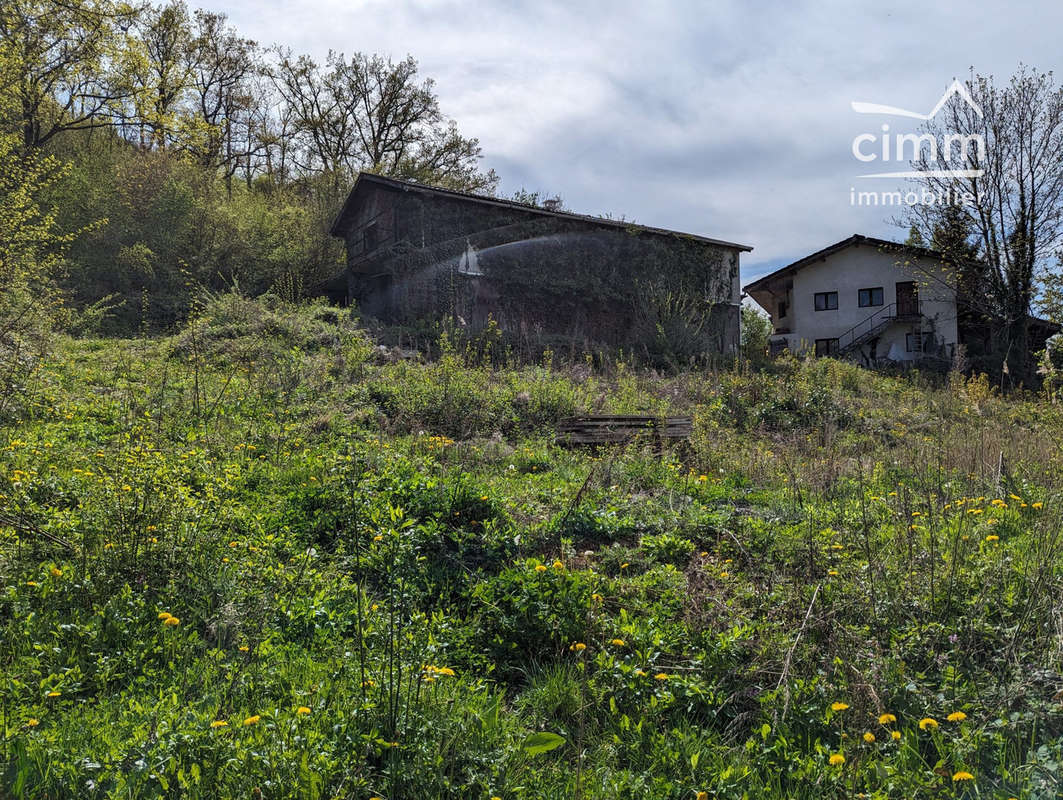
858,287 -> 884,307
814,291 -> 838,311
777,301 -> 788,318
814,338 -> 840,356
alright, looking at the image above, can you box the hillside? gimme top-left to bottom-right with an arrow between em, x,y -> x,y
2,295 -> 1062,799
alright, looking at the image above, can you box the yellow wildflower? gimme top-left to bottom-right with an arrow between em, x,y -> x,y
829,753 -> 845,766
891,730 -> 901,740
210,720 -> 228,728
947,711 -> 967,722
831,702 -> 850,712
534,564 -> 547,573
569,642 -> 587,652
27,719 -> 39,727
610,638 -> 626,647
952,771 -> 974,782
878,713 -> 896,724
827,569 -> 839,576
157,612 -> 172,620
985,534 -> 999,542
163,616 -> 180,626
1032,502 -> 1043,509
552,560 -> 563,570
50,566 -> 62,577
296,706 -> 311,715
243,715 -> 260,726
918,717 -> 938,730
654,672 -> 669,681
696,793 -> 708,800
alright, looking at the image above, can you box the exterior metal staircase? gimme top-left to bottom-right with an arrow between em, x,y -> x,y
837,302 -> 920,355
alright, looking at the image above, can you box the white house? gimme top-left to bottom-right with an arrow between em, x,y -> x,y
744,235 -> 960,365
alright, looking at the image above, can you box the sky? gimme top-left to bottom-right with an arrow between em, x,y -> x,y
203,0 -> 1063,285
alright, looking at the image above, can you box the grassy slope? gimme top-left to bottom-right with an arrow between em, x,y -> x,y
1,295 -> 1062,799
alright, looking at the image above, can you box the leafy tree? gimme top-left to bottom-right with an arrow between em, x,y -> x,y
0,0 -> 138,151
905,67 -> 1063,381
741,304 -> 772,366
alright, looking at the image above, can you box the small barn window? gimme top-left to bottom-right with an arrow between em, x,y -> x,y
777,300 -> 788,318
814,291 -> 838,311
363,223 -> 379,254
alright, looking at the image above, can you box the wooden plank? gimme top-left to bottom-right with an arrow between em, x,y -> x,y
556,415 -> 692,445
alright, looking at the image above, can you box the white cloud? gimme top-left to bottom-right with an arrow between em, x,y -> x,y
204,0 -> 1063,283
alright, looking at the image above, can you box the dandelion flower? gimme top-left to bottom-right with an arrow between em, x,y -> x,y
891,730 -> 901,740
552,560 -> 563,570
947,711 -> 967,722
827,569 -> 839,576
918,717 -> 938,730
985,534 -> 999,542
373,535 -> 383,542
25,581 -> 38,587
49,566 -> 62,577
210,720 -> 228,728
831,702 -> 850,712
863,732 -> 875,743
238,645 -> 249,652
569,642 -> 587,652
635,669 -> 646,677
163,616 -> 180,626
27,719 -> 39,727
480,495 -> 488,501
534,564 -> 547,573
591,593 -> 604,604
878,713 -> 896,724
610,638 -> 626,646
296,706 -> 311,715
829,753 -> 845,766
157,612 -> 172,620
1032,502 -> 1043,509
47,691 -> 60,698
654,672 -> 670,681
620,562 -> 629,569
243,715 -> 260,726
696,793 -> 708,800
952,771 -> 974,782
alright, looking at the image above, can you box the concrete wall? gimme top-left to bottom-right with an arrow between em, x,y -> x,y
767,244 -> 957,362
342,183 -> 743,358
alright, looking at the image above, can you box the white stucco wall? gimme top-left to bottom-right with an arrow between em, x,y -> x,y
768,244 -> 958,361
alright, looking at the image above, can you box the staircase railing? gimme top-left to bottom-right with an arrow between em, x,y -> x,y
838,303 -> 897,352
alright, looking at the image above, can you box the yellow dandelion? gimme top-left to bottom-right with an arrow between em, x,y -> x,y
654,672 -> 669,681
552,560 -> 563,570
373,534 -> 383,542
829,753 -> 845,766
569,642 -> 587,652
210,720 -> 228,728
863,732 -> 875,742
25,581 -> 38,587
696,793 -> 708,800
296,706 -> 311,715
827,569 -> 839,576
163,616 -> 180,626
238,645 -> 249,652
918,717 -> 938,730
157,611 -> 172,620
49,566 -> 62,577
610,638 -> 626,647
27,718 -> 39,727
947,711 -> 967,722
985,534 -> 999,542
534,564 -> 547,573
878,713 -> 896,724
243,715 -> 260,726
952,771 -> 974,782
1032,502 -> 1043,509
480,495 -> 488,501
620,562 -> 629,569
831,702 -> 850,712
591,593 -> 604,604
891,730 -> 901,740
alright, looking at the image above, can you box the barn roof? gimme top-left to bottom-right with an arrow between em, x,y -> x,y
329,172 -> 752,251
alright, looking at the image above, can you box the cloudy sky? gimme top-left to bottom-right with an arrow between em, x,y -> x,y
206,0 -> 1063,284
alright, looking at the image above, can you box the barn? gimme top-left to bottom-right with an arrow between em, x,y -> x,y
329,173 -> 751,360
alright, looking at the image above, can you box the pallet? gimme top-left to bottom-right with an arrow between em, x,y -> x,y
556,415 -> 693,445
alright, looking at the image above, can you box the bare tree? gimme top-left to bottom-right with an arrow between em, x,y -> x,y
905,67 -> 1063,378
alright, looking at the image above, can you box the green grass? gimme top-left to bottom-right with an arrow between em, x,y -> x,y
1,295 -> 1062,798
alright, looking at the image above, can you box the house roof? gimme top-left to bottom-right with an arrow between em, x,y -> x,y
743,234 -> 949,294
329,172 -> 753,251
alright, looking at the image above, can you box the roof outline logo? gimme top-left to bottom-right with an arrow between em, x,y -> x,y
851,79 -> 983,120
849,79 -> 986,181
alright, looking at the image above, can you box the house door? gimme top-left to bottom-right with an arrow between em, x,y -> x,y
896,281 -> 919,316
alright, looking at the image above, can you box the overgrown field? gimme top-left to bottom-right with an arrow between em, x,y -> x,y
2,295 -> 1062,799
